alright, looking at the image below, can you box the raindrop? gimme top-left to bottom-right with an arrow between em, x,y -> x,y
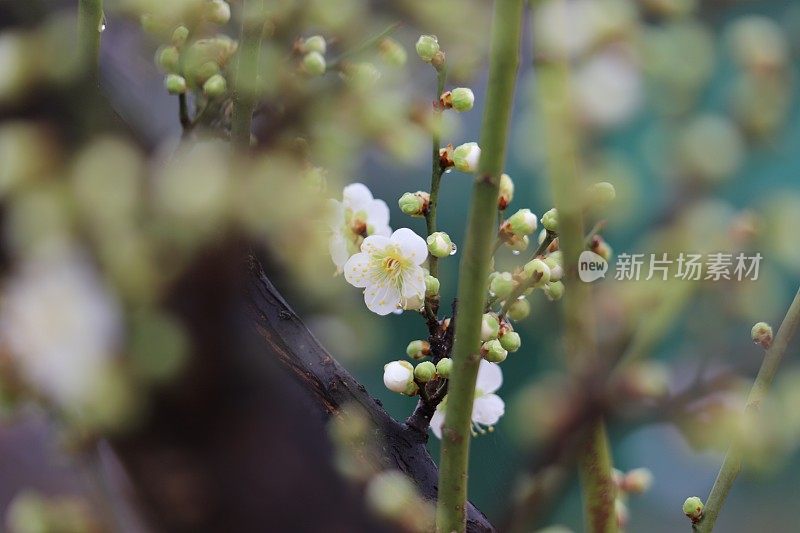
98,13 -> 107,32
488,291 -> 496,298
511,250 -> 520,256
449,244 -> 457,255
443,167 -> 453,174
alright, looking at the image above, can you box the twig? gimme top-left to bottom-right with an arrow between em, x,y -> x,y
694,288 -> 800,532
436,1 -> 525,531
327,22 -> 402,70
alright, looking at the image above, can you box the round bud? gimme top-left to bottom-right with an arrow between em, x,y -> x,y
415,35 -> 440,62
751,321 -> 773,349
406,340 -> 431,360
507,298 -> 531,321
157,46 -> 181,73
683,496 -> 704,523
436,358 -> 453,378
523,258 -> 551,287
450,87 -> 475,112
621,468 -> 653,495
483,339 -> 508,363
203,74 -> 227,97
481,313 -> 500,341
399,191 -> 428,217
498,173 -> 514,210
165,74 -> 187,94
507,208 -> 538,236
414,361 -> 437,382
452,142 -> 481,173
206,0 -> 231,25
499,331 -> 521,353
427,232 -> 455,258
303,51 -> 326,76
507,235 -> 529,253
544,253 -> 564,282
379,37 -> 407,67
172,25 -> 190,47
425,275 -> 440,297
304,35 -> 327,54
541,208 -> 559,232
490,272 -> 515,300
544,280 -> 564,301
383,360 -> 414,393
587,181 -> 616,207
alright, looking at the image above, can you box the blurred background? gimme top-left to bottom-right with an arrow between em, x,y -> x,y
2,0 -> 800,531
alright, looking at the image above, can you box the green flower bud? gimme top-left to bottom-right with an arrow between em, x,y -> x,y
427,231 -> 455,258
303,51 -> 326,76
415,35 -> 440,62
436,358 -> 452,378
425,275 -> 440,297
172,25 -> 190,47
507,298 -> 530,321
507,235 -> 529,253
190,61 -> 220,85
414,360 -> 437,382
398,191 -> 429,217
751,321 -> 773,349
587,181 -> 616,206
450,87 -> 475,112
543,280 -> 565,301
544,252 -> 564,282
406,340 -> 431,360
304,35 -> 327,54
203,74 -> 227,97
490,272 -> 515,300
683,496 -> 704,523
452,142 -> 481,173
507,208 -> 538,236
157,46 -> 181,73
483,339 -> 508,363
206,0 -> 231,25
523,258 -> 551,287
541,208 -> 559,232
499,330 -> 521,352
404,380 -> 419,396
379,37 -> 407,67
498,173 -> 514,210
481,313 -> 500,341
165,74 -> 187,94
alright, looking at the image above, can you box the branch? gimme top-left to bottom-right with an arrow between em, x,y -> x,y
231,0 -> 264,148
694,287 -> 800,532
437,1 -> 525,531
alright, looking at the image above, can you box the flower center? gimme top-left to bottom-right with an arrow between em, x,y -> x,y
382,256 -> 401,273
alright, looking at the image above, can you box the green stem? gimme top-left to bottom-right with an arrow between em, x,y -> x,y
426,66 -> 448,281
694,287 -> 800,533
328,22 -> 401,70
436,1 -> 524,532
77,0 -> 103,81
231,0 -> 265,149
535,51 -> 617,532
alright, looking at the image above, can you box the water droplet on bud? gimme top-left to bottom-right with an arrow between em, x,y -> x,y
512,250 -> 520,256
449,244 -> 457,255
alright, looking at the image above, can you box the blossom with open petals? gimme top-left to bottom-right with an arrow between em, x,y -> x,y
430,359 -> 505,439
344,228 -> 427,315
328,183 -> 391,271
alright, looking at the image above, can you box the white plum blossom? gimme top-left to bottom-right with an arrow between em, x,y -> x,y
344,228 -> 427,315
430,359 -> 505,439
0,251 -> 121,406
383,360 -> 413,393
328,183 -> 391,271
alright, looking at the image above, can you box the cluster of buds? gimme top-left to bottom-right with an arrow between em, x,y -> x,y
478,313 -> 520,363
398,191 -> 430,217
150,6 -> 236,99
384,348 -> 454,394
297,35 -> 327,76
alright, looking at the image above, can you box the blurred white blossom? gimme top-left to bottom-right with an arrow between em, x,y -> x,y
329,183 -> 391,271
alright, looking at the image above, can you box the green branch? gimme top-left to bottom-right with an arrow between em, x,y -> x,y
436,1 -> 524,532
694,287 -> 800,532
231,0 -> 265,149
426,65 -> 448,281
535,52 -> 617,532
78,0 -> 104,81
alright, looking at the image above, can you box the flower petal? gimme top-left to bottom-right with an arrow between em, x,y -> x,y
326,199 -> 344,228
361,234 -> 390,254
365,199 -> 390,229
329,233 -> 351,269
472,393 -> 505,426
343,253 -> 371,287
343,183 -> 374,208
430,408 -> 445,439
401,266 -> 426,299
372,224 -> 392,237
391,228 -> 428,265
364,284 -> 400,315
476,359 -> 503,394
